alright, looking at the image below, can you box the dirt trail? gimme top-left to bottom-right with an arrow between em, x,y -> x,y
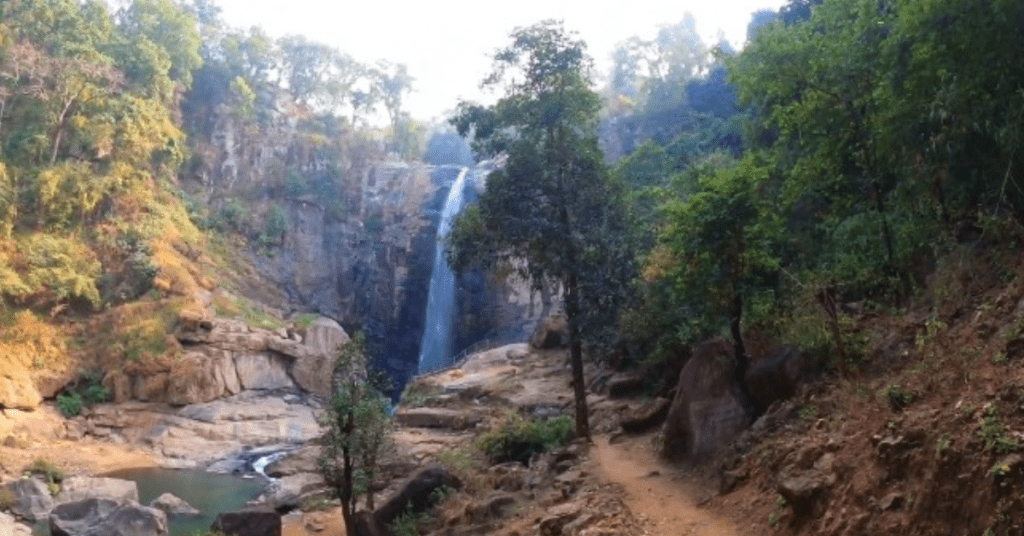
591,435 -> 743,536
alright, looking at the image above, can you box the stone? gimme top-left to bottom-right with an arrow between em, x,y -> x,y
538,501 -> 583,536
530,316 -> 568,349
373,466 -> 461,527
0,511 -> 33,536
0,367 -> 42,411
264,473 -> 324,509
744,346 -> 818,410
55,477 -> 140,506
233,353 -> 294,391
150,493 -> 202,517
776,453 -> 836,516
133,373 -> 170,402
661,339 -> 751,462
265,446 -> 321,478
301,317 -> 349,355
395,408 -> 480,430
465,492 -> 516,523
607,375 -> 645,399
211,508 -> 282,536
4,477 -> 54,521
620,397 -> 671,434
50,498 -> 168,536
288,351 -> 335,399
879,492 -> 904,511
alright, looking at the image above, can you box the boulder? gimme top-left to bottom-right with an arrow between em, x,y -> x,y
288,351 -> 335,399
264,473 -> 324,509
0,511 -> 33,536
133,373 -> 170,402
373,466 -> 461,527
538,500 -> 584,536
211,508 -> 282,536
301,317 -> 349,355
607,375 -> 645,399
661,339 -> 752,462
4,477 -> 54,521
49,498 -> 168,536
744,346 -> 817,410
394,408 -> 480,430
776,452 -> 836,516
0,367 -> 42,411
233,353 -> 294,391
530,316 -> 568,349
149,493 -> 201,517
620,397 -> 671,434
265,446 -> 321,477
55,477 -> 139,505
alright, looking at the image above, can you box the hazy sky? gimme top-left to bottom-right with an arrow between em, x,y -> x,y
210,0 -> 788,123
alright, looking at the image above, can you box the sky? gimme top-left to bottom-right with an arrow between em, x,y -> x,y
210,0 -> 790,123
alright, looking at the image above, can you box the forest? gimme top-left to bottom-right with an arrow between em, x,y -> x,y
0,0 -> 1022,391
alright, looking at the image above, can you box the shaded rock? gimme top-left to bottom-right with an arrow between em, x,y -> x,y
55,477 -> 139,505
150,493 -> 201,517
776,452 -> 836,516
374,466 -> 461,527
465,492 -> 516,523
0,511 -> 33,536
607,375 -> 645,399
265,446 -> 321,478
234,354 -> 294,391
661,339 -> 751,462
620,397 -> 670,434
4,477 -> 54,521
133,373 -> 170,402
211,508 -> 281,536
488,462 -> 528,493
531,316 -> 568,349
538,501 -> 583,536
879,492 -> 904,511
744,346 -> 817,410
395,408 -> 480,430
50,498 -> 168,536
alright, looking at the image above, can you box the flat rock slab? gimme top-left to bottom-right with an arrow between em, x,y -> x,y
395,408 -> 481,430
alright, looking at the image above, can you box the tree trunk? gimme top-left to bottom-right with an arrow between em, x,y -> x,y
730,294 -> 757,414
565,271 -> 590,439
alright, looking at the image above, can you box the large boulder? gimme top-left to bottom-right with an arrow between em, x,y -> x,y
0,511 -> 33,536
49,498 -> 168,536
233,353 -> 294,391
744,346 -> 818,410
264,446 -> 320,477
660,339 -> 752,462
149,493 -> 201,518
530,316 -> 568,349
55,477 -> 139,505
301,317 -> 349,355
373,466 -> 461,527
3,477 -> 54,521
211,508 -> 281,536
0,366 -> 42,411
288,317 -> 347,398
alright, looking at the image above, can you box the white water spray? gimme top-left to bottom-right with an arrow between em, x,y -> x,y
417,168 -> 473,373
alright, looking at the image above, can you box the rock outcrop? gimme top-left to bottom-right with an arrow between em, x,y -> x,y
49,497 -> 168,536
661,338 -> 753,462
102,315 -> 347,406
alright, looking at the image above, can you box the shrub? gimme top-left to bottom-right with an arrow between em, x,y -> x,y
25,459 -> 64,484
56,391 -> 83,417
475,412 -> 574,464
881,384 -> 914,411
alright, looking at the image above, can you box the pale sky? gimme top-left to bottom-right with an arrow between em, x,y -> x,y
211,0 -> 789,123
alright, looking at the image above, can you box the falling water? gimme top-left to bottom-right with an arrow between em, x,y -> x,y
417,168 -> 473,373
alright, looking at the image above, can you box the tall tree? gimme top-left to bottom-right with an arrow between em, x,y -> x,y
450,20 -> 633,439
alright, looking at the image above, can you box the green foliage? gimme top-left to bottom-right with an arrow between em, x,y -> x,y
56,391 -> 83,417
292,313 -> 318,328
25,459 -> 65,484
399,381 -> 445,408
978,405 -> 1019,454
881,384 -> 915,411
475,412 -> 574,465
261,203 -> 288,244
319,333 -> 395,535
390,509 -> 431,536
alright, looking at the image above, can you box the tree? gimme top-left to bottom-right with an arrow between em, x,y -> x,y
318,333 -> 394,535
450,20 -> 634,439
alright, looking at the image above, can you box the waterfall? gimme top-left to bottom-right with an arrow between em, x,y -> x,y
417,168 -> 473,373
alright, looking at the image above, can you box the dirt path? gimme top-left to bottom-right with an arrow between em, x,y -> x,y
591,435 -> 743,536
